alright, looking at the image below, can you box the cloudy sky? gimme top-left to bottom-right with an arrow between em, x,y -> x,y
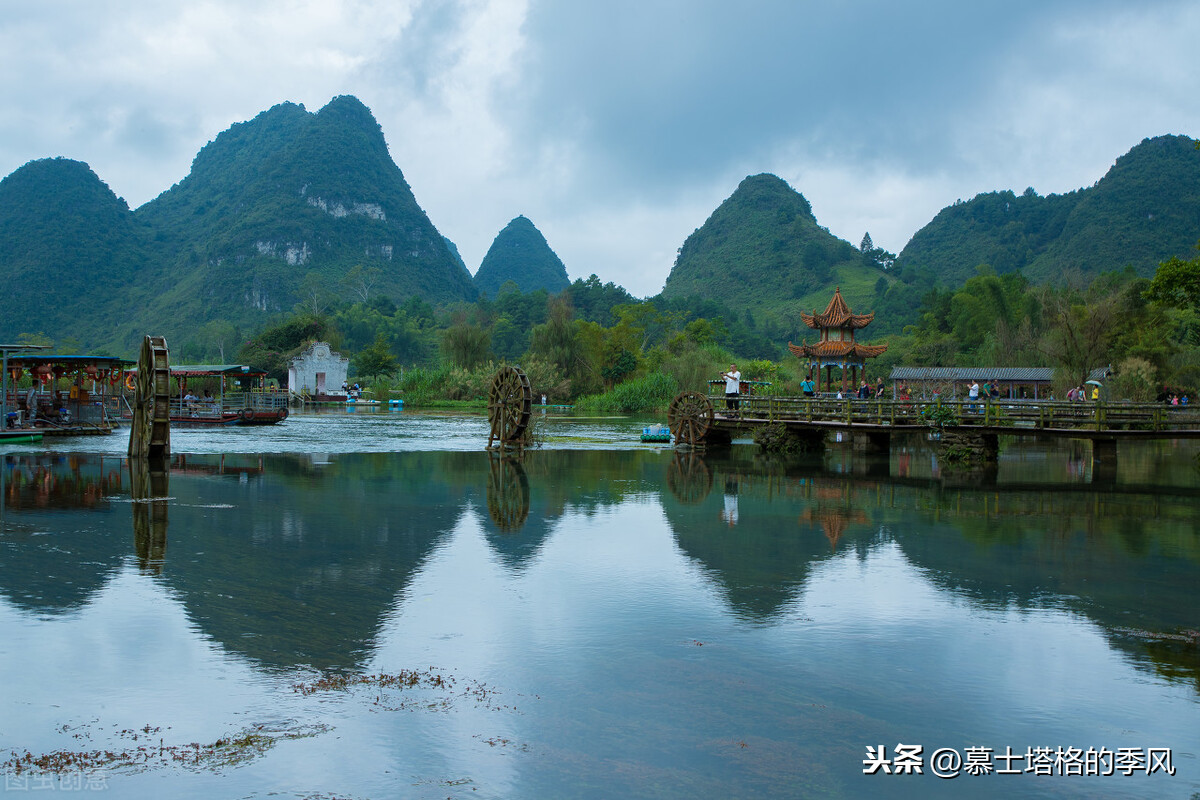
2,0 -> 1198,297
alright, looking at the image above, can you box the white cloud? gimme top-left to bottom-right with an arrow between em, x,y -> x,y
2,0 -> 1198,296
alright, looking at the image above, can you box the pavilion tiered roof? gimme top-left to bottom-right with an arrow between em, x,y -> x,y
799,288 -> 876,330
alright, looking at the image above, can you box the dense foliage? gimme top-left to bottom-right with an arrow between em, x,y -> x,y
899,135 -> 1200,286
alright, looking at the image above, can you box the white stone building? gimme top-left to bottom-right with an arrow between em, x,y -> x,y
288,342 -> 349,397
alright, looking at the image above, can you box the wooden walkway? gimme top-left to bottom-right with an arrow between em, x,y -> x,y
706,394 -> 1200,440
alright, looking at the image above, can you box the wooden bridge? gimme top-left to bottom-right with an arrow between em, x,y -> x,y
666,391 -> 1200,459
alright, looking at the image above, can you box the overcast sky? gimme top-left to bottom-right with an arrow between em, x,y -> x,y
2,0 -> 1197,297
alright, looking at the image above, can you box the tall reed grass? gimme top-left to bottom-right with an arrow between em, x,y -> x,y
574,372 -> 679,414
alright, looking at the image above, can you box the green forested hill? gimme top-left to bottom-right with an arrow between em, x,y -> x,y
661,174 -> 900,333
0,97 -> 476,354
0,158 -> 151,352
474,215 -> 570,297
898,135 -> 1200,285
132,96 -> 476,348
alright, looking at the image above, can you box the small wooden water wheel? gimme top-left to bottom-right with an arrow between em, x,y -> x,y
487,365 -> 532,449
127,335 -> 172,459
667,391 -> 713,445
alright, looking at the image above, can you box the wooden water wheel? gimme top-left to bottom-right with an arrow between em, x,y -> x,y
127,335 -> 171,459
130,456 -> 170,572
487,456 -> 530,532
667,391 -> 713,445
487,365 -> 532,449
665,451 -> 713,505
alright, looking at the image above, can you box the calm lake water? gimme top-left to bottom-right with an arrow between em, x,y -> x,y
1,409 -> 1198,799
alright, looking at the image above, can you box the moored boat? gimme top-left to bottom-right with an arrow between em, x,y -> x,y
3,348 -> 128,436
125,364 -> 290,426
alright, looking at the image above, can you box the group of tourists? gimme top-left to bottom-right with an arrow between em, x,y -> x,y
181,389 -> 216,415
1065,384 -> 1101,402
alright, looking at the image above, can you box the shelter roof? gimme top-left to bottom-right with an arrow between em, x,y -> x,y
888,366 -> 1111,382
800,288 -> 876,330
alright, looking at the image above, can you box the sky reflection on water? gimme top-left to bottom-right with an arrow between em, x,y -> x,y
0,414 -> 1197,798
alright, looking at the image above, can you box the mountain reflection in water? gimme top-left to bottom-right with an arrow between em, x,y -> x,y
0,441 -> 1197,799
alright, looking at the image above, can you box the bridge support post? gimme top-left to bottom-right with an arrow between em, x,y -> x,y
853,431 -> 891,455
703,427 -> 733,447
1091,438 -> 1117,483
938,430 -> 999,464
750,423 -> 823,454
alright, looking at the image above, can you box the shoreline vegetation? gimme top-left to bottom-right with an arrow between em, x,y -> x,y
17,247 -> 1197,411
233,245 -> 1199,411
250,244 -> 1190,412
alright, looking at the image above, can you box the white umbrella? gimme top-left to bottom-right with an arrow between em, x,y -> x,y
1085,380 -> 1103,386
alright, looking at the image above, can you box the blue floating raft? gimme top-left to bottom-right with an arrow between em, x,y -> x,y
641,425 -> 672,443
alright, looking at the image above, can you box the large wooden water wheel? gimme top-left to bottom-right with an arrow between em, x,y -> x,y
127,335 -> 171,459
667,391 -> 713,445
487,365 -> 532,449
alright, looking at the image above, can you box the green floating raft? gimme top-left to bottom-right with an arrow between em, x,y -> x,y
0,430 -> 43,444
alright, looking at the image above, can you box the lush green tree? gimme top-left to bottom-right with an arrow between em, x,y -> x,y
441,320 -> 491,369
529,296 -> 591,392
489,315 -> 527,362
354,335 -> 397,379
568,275 -> 636,326
237,314 -> 333,383
1036,285 -> 1119,387
1145,242 -> 1200,311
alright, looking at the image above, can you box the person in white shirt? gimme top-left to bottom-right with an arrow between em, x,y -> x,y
721,364 -> 741,413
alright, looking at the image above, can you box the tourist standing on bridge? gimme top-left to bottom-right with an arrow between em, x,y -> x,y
722,364 -> 741,413
800,375 -> 815,398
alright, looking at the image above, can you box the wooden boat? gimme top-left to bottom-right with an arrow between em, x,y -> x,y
126,364 -> 290,426
3,352 -> 128,436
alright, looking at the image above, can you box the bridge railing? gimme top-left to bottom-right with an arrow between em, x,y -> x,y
708,394 -> 1200,432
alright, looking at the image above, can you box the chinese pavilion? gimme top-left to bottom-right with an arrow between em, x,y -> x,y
788,288 -> 888,394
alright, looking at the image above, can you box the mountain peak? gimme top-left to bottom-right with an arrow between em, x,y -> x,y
474,216 -> 570,297
662,172 -> 857,308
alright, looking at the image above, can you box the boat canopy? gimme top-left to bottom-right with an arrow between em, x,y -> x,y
6,355 -> 129,373
165,364 -> 267,378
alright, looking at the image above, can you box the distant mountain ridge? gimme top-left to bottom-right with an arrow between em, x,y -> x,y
0,96 -> 477,353
1,100 -> 1196,357
898,134 -> 1200,284
474,215 -> 570,297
